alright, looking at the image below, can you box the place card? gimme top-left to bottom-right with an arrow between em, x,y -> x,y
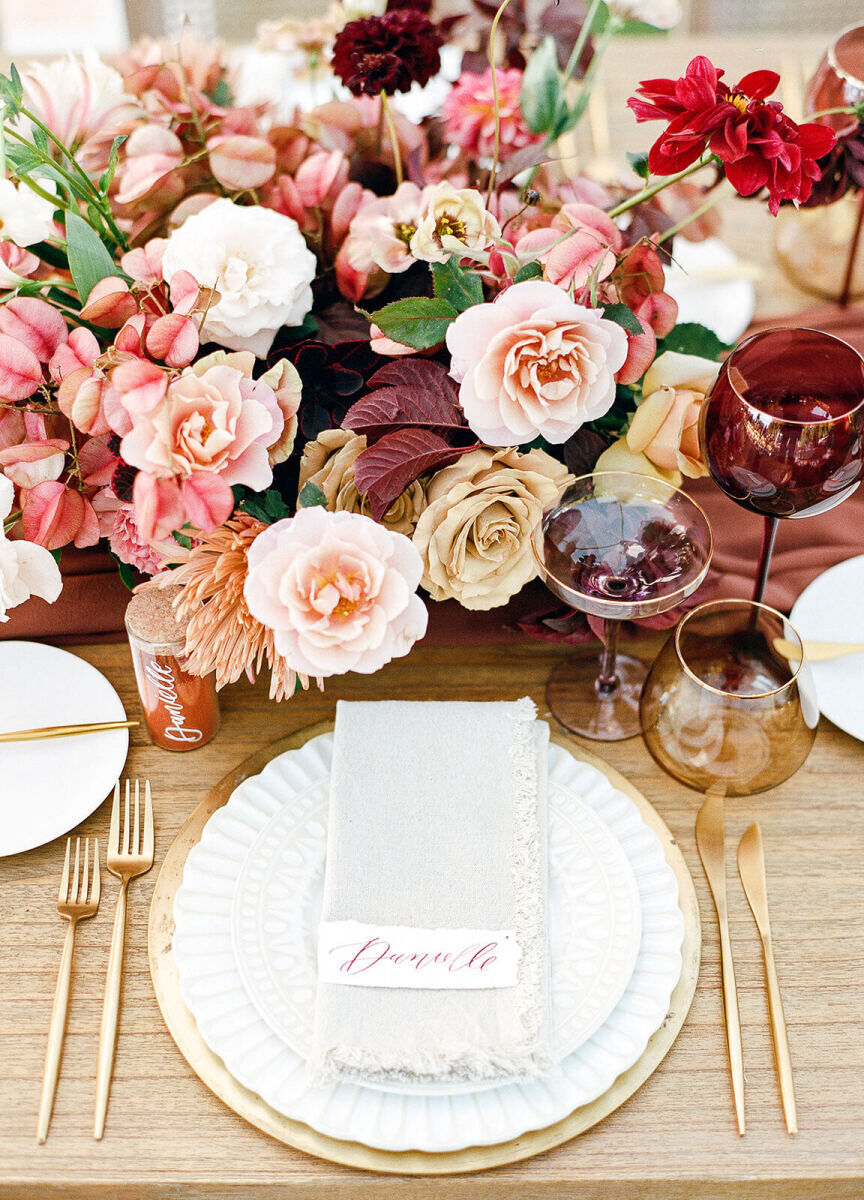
317,921 -> 521,990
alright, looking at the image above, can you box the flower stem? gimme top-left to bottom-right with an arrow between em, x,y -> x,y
554,21 -> 616,141
485,0 -> 515,206
607,156 -> 712,219
656,182 -> 730,244
561,0 -> 605,91
3,509 -> 22,533
807,104 -> 859,120
379,90 -> 403,187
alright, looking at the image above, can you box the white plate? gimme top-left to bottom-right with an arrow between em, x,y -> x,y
664,237 -> 756,345
0,641 -> 129,857
173,738 -> 684,1153
791,554 -> 864,742
228,732 -> 642,1093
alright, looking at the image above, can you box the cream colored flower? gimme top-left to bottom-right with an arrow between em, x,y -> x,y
410,182 -> 501,264
298,428 -> 426,535
412,447 -> 571,610
595,350 -> 718,485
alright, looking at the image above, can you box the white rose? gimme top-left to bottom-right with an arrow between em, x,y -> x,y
0,179 -> 56,247
0,474 -> 62,620
161,198 -> 317,358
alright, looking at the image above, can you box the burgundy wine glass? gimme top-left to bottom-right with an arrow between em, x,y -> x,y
700,327 -> 864,605
532,471 -> 713,741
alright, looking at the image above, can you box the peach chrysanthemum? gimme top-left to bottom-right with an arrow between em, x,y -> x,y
142,512 -> 319,701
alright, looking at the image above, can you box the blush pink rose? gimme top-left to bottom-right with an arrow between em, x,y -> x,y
120,362 -> 283,491
446,280 -> 629,445
244,507 -> 428,678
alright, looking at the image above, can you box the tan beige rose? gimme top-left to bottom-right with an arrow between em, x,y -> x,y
298,429 -> 427,536
410,182 -> 501,264
595,350 -> 720,486
412,447 -> 571,610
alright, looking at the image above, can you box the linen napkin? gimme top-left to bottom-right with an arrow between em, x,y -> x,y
308,698 -> 552,1088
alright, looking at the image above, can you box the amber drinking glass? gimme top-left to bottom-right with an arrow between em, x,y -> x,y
640,599 -> 819,796
532,471 -> 713,741
699,327 -> 864,605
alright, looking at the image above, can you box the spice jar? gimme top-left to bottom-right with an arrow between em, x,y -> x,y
125,586 -> 219,751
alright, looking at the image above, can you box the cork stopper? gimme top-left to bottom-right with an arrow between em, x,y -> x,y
125,584 -> 189,652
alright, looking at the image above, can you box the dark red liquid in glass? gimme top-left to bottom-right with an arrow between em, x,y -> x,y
543,497 -> 704,605
700,328 -> 864,519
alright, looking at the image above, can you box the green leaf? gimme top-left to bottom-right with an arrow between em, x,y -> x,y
99,135 -> 128,193
367,296 -> 457,350
64,210 -> 120,303
659,322 -> 732,361
275,312 -> 318,345
240,487 -> 294,523
31,124 -> 49,154
431,259 -> 484,312
298,481 -> 329,509
513,260 -> 544,283
172,531 -> 193,550
601,303 -> 644,336
109,551 -> 137,591
520,36 -> 562,135
207,78 -> 233,107
49,547 -> 62,565
28,240 -> 69,271
0,64 -> 23,116
626,151 -> 650,180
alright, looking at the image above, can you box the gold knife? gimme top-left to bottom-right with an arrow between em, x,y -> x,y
696,792 -> 746,1136
737,822 -> 798,1134
0,720 -> 138,743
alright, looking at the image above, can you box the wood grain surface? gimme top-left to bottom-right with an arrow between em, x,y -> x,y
2,638 -> 863,1198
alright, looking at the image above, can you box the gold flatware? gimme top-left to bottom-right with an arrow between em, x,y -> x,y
0,720 -> 139,743
773,637 -> 864,662
37,837 -> 100,1143
695,792 -> 746,1136
94,780 -> 154,1140
737,822 -> 798,1135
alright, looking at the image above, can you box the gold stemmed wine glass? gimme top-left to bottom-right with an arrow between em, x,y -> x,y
532,470 -> 713,741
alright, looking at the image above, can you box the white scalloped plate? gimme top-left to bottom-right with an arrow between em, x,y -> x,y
227,733 -> 641,1093
173,737 -> 684,1153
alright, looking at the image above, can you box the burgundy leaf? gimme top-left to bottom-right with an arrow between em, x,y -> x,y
353,428 -> 479,520
344,358 -> 468,442
496,143 -> 558,186
562,428 -> 607,476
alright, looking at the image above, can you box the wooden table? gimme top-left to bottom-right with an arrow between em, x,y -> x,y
2,639 -> 863,1198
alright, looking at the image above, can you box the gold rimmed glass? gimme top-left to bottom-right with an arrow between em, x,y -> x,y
640,599 -> 819,796
532,471 -> 713,742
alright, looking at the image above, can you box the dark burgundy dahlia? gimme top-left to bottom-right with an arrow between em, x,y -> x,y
332,9 -> 442,97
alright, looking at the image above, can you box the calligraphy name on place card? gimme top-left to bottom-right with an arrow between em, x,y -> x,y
317,921 -> 521,989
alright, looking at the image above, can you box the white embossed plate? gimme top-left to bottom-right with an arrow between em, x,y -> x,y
228,732 -> 641,1092
173,737 -> 684,1152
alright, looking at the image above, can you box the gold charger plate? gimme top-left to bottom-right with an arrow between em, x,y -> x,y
148,719 -> 701,1175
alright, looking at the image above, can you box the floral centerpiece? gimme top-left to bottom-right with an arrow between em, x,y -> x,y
0,0 -> 848,695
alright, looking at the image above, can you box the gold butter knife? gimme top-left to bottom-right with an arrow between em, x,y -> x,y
0,720 -> 138,743
737,822 -> 798,1135
696,792 -> 746,1136
773,637 -> 864,662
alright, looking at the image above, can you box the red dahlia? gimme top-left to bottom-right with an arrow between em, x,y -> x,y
628,55 -> 837,214
332,9 -> 442,97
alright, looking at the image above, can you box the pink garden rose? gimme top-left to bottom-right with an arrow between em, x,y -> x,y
446,280 -> 629,445
244,507 -> 428,677
121,362 -> 283,490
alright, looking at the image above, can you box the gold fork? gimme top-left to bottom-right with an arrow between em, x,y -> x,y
93,780 -> 154,1140
37,836 -> 100,1143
